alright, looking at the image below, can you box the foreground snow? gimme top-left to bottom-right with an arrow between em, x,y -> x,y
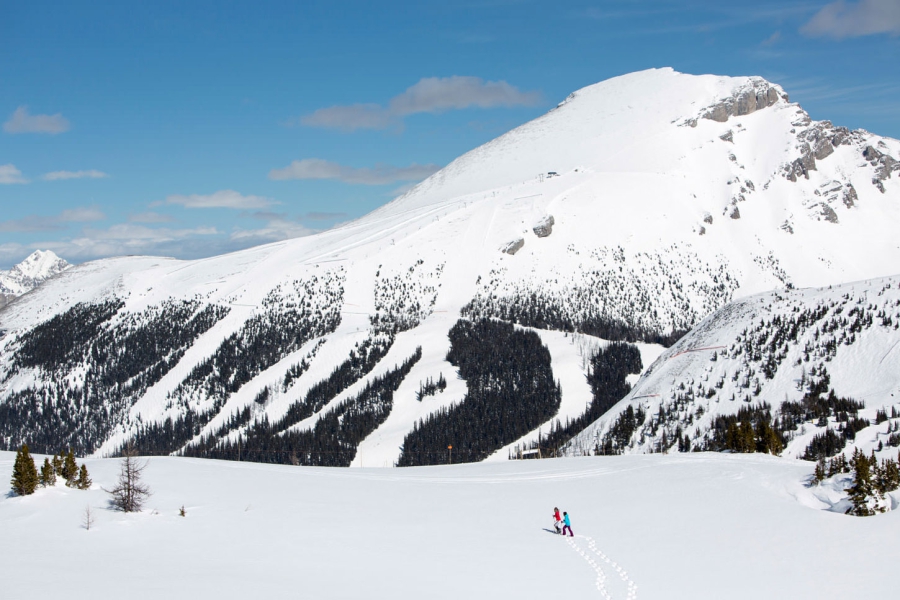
2,452 -> 897,599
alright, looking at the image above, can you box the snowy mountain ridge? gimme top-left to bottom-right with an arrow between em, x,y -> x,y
0,68 -> 898,466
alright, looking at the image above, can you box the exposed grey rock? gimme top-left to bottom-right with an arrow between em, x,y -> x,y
843,184 -> 858,208
698,226 -> 706,236
831,127 -> 851,146
780,220 -> 794,234
784,143 -> 818,181
729,206 -> 741,220
706,105 -> 729,123
863,145 -> 899,183
703,212 -> 714,224
814,139 -> 834,160
501,238 -> 525,255
701,79 -> 783,123
719,130 -> 734,143
533,215 -> 555,238
810,203 -> 839,223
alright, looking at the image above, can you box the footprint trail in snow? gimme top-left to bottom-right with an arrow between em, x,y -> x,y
564,535 -> 637,600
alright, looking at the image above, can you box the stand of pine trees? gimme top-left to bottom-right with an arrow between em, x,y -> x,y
10,445 -> 91,495
189,348 -> 422,466
397,319 -> 561,466
0,300 -> 229,454
844,449 -> 900,516
182,335 -> 394,458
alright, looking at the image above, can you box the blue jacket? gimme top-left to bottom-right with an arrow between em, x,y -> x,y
563,514 -> 571,526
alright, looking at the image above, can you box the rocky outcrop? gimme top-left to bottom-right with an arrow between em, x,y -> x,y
533,215 -> 555,238
501,238 -> 525,255
784,143 -> 818,181
702,79 -> 786,123
863,145 -> 899,192
843,184 -> 858,208
808,203 -> 839,223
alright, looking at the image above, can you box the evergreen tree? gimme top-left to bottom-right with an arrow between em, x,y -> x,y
75,464 -> 93,490
51,453 -> 63,476
39,457 -> 57,487
875,456 -> 900,495
10,443 -> 39,496
813,457 -> 826,483
846,448 -> 875,516
755,420 -> 783,455
738,420 -> 755,453
61,448 -> 78,484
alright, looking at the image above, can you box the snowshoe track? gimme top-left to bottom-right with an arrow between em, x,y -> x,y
565,535 -> 637,600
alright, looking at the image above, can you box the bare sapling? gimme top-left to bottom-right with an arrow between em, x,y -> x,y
83,505 -> 95,530
104,445 -> 151,512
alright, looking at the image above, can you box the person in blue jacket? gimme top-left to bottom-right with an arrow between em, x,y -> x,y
561,511 -> 573,537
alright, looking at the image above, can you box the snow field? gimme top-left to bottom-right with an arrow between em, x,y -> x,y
3,451 -> 899,600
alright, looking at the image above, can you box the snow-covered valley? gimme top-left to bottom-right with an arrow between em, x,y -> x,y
2,451 -> 898,600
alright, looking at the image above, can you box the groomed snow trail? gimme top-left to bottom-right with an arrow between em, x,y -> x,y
565,534 -> 637,600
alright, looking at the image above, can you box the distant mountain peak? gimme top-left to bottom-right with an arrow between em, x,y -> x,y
0,250 -> 70,305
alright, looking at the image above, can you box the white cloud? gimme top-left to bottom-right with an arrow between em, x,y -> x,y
300,104 -> 393,132
0,164 -> 28,184
229,216 -> 315,244
18,225 -> 216,265
59,207 -> 106,222
166,189 -> 274,209
3,106 -> 70,134
301,211 -> 348,221
389,76 -> 541,115
268,158 -> 441,185
129,211 -> 175,223
297,76 -> 541,131
761,30 -> 782,46
801,0 -> 900,39
0,206 -> 105,232
42,170 -> 109,181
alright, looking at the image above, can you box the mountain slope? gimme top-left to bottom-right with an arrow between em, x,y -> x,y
0,68 -> 898,464
567,275 -> 900,460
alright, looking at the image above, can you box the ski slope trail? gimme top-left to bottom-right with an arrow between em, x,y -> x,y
564,533 -> 638,600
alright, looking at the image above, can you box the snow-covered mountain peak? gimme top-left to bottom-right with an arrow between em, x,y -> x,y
0,250 -> 70,306
0,69 -> 897,467
379,68 -> 796,215
9,250 -> 69,282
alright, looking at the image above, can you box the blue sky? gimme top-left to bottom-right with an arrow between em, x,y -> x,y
1,0 -> 898,268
